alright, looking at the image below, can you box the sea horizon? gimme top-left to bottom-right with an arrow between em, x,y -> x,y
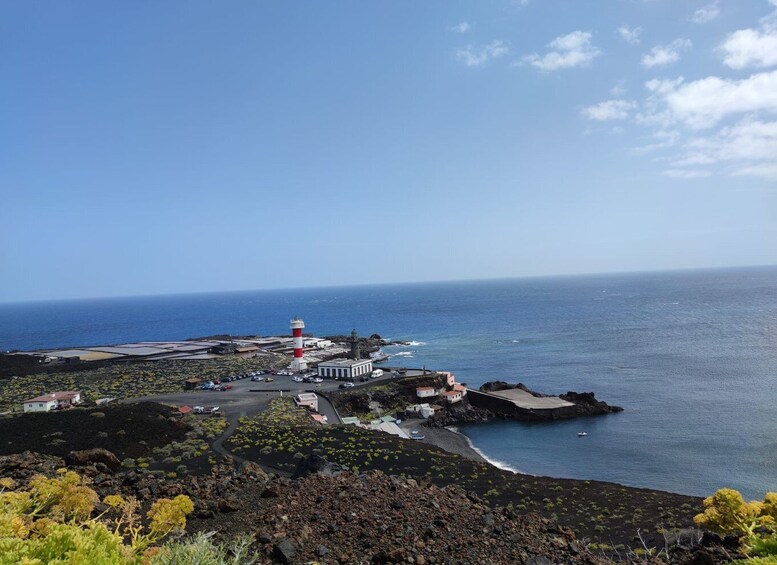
3,262 -> 775,308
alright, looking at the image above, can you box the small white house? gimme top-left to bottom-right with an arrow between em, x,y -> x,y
294,393 -> 319,412
406,403 -> 436,419
439,371 -> 456,387
416,387 -> 437,399
23,391 -> 82,413
442,390 -> 463,404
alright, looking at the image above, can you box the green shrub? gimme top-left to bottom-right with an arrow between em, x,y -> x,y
0,471 -> 193,563
696,488 -> 777,557
150,532 -> 259,564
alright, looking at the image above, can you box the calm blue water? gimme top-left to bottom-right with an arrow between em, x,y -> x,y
2,266 -> 777,498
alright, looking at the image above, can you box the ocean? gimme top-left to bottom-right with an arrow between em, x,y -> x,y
2,266 -> 776,498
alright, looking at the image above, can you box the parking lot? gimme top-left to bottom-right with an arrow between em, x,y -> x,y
125,367 -> 427,423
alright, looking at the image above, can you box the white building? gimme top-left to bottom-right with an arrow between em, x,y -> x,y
416,387 -> 437,399
406,403 -> 436,419
23,391 -> 82,413
303,338 -> 333,349
317,358 -> 373,380
443,390 -> 463,404
294,393 -> 319,412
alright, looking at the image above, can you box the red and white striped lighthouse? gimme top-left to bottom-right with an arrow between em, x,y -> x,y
290,317 -> 307,371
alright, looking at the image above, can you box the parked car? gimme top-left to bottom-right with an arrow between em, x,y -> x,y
342,382 -> 355,388
409,430 -> 424,441
251,376 -> 264,382
223,384 -> 233,390
313,378 -> 323,383
193,406 -> 205,414
209,406 -> 220,414
265,377 -> 274,382
292,376 -> 303,383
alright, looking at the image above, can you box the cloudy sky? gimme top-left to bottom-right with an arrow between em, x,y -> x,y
1,0 -> 776,301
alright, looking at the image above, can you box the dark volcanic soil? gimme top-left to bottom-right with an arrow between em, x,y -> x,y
0,402 -> 190,459
226,416 -> 703,547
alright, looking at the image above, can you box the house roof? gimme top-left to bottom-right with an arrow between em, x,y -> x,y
23,391 -> 81,403
416,387 -> 435,392
442,390 -> 462,396
453,384 -> 467,391
318,358 -> 372,368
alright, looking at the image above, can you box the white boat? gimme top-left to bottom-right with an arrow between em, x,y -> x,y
577,432 -> 588,437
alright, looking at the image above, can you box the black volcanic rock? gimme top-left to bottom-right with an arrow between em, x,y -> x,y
292,454 -> 346,478
560,391 -> 624,414
65,448 -> 121,471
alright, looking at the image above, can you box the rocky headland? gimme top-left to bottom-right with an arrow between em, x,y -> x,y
428,381 -> 623,427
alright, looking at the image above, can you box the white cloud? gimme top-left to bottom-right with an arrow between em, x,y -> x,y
656,118 -> 777,180
450,22 -> 471,34
618,25 -> 642,45
631,130 -> 681,154
662,169 -> 712,179
641,38 -> 692,68
690,2 -> 721,24
610,82 -> 627,97
680,118 -> 777,163
524,31 -> 601,71
648,70 -> 777,128
734,163 -> 777,180
456,40 -> 509,67
582,99 -> 636,121
720,28 -> 777,69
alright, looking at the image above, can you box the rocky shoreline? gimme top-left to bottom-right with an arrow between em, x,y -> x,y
427,381 -> 623,428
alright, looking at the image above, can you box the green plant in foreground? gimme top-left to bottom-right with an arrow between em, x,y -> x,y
0,471 -> 193,564
150,532 -> 259,565
695,488 -> 777,560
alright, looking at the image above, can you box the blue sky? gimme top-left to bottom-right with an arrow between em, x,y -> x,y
1,0 -> 776,302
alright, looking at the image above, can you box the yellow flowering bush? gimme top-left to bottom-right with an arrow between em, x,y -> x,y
0,471 -> 194,564
694,488 -> 766,536
695,488 -> 777,560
